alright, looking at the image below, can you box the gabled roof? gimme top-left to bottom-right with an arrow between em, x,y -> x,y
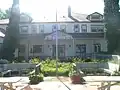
86,12 -> 103,20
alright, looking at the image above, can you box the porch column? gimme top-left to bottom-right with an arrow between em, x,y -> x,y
73,39 -> 75,56
24,38 -> 30,60
92,40 -> 95,59
44,39 -> 45,58
50,44 -> 53,57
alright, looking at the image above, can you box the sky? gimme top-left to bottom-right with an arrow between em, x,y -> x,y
0,0 -> 104,20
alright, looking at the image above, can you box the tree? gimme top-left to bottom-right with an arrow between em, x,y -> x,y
104,0 -> 120,54
4,8 -> 11,19
0,0 -> 20,61
0,9 -> 9,19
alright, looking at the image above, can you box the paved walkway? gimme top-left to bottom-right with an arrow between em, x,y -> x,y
12,76 -> 120,90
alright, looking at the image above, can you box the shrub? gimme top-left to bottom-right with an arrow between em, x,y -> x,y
30,58 -> 112,77
41,59 -> 72,76
31,58 -> 40,64
29,73 -> 44,84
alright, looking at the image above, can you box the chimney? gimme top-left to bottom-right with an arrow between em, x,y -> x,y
68,5 -> 71,17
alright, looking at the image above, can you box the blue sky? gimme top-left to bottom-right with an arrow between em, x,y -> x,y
0,0 -> 104,20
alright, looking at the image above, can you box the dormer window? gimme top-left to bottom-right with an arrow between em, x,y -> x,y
74,24 -> 80,32
86,12 -> 103,21
91,15 -> 100,19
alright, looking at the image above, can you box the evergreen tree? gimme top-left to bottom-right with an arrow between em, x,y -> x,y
104,0 -> 120,54
0,0 -> 20,61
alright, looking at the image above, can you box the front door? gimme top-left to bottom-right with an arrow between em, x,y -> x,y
52,45 -> 65,57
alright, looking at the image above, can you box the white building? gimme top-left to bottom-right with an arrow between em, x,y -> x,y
0,7 -> 107,60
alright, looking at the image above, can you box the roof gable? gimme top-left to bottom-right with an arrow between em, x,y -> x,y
86,12 -> 103,21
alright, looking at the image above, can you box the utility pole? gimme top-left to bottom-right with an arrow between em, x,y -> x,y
56,8 -> 58,76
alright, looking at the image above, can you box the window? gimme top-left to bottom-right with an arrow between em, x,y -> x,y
76,44 -> 86,53
91,15 -> 100,19
31,25 -> 37,34
20,26 -> 28,34
94,44 -> 101,53
60,25 -> 66,32
74,24 -> 80,32
19,45 -> 25,53
33,45 -> 43,53
81,24 -> 87,32
91,25 -> 104,32
39,25 -> 44,33
52,24 -> 58,32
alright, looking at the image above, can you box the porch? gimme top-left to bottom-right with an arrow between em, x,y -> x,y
15,31 -> 107,60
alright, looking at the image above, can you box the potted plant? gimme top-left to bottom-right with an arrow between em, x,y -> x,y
69,63 -> 84,84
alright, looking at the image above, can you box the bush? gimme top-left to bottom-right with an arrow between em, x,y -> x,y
31,58 -> 40,64
29,73 -> 44,84
30,58 -> 111,77
41,59 -> 72,76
